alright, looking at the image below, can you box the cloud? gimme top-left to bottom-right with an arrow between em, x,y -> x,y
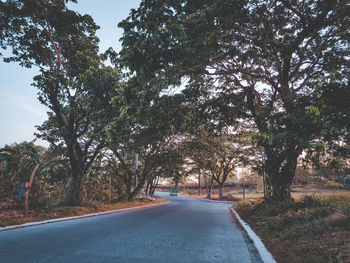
0,92 -> 48,147
9,94 -> 47,118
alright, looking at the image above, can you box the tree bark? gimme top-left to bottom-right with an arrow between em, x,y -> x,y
127,171 -> 148,201
265,146 -> 300,202
149,176 -> 159,194
204,174 -> 214,199
69,173 -> 83,205
206,185 -> 213,199
145,182 -> 150,194
218,182 -> 224,199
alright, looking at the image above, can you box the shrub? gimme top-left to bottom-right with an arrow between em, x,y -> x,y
29,195 -> 66,210
324,181 -> 344,188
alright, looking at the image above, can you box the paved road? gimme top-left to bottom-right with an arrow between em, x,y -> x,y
0,193 -> 261,263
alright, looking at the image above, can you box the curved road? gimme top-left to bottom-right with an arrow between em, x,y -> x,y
0,193 -> 262,263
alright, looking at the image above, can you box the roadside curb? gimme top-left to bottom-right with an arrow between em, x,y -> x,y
200,198 -> 234,204
0,201 -> 169,232
180,194 -> 235,204
230,208 -> 277,263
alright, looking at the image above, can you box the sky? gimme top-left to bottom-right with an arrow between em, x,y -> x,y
0,0 -> 142,148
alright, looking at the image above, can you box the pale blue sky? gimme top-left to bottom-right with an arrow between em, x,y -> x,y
0,0 -> 142,147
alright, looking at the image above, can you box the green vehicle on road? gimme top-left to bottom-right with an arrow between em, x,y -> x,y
169,187 -> 178,196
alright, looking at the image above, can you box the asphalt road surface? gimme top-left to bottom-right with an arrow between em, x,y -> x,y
0,193 -> 262,263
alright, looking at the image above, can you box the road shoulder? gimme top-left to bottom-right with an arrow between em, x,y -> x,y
230,207 -> 277,263
0,199 -> 168,232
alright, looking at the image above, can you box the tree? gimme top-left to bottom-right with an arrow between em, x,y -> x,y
317,79 -> 350,157
207,134 -> 250,199
118,0 -> 350,201
108,92 -> 187,200
1,0 -> 120,204
182,126 -> 255,199
152,146 -> 188,192
182,130 -> 219,198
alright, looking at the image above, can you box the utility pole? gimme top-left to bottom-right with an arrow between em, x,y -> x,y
108,175 -> 112,204
198,169 -> 201,196
262,147 -> 266,199
135,153 -> 138,188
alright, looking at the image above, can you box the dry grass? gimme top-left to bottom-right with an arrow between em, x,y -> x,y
234,194 -> 350,263
0,198 -> 167,228
181,185 -> 350,202
291,185 -> 350,200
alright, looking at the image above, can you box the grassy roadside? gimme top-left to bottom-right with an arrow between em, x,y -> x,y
0,198 -> 168,228
179,185 -> 350,201
233,193 -> 350,263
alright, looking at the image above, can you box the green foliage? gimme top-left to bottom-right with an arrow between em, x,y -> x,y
0,0 -> 99,69
0,151 -> 12,169
0,142 -> 71,201
29,195 -> 67,210
107,88 -> 188,199
235,195 -> 349,231
1,0 -> 121,205
118,0 -> 350,201
0,142 -> 40,181
1,0 -> 349,207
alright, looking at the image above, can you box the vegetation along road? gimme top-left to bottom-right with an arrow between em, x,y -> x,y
0,193 -> 262,263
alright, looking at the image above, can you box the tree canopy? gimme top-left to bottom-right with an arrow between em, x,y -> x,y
118,0 -> 350,201
0,0 -> 120,204
1,0 -> 349,205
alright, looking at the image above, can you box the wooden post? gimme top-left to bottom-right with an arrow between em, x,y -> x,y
25,181 -> 29,216
243,183 -> 245,200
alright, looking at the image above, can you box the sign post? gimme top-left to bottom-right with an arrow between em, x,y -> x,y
135,153 -> 138,188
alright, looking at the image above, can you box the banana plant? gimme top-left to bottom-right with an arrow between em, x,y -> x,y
23,149 -> 64,216
0,151 -> 13,179
0,151 -> 12,169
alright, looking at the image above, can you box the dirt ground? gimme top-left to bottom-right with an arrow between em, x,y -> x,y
0,198 -> 168,228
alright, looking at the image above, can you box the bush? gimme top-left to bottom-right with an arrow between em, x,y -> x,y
324,181 -> 344,188
233,195 -> 350,263
300,195 -> 322,208
29,195 -> 66,210
344,177 -> 350,186
233,200 -> 254,218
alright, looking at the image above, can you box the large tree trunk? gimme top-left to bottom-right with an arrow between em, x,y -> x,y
204,175 -> 214,199
69,173 -> 83,206
206,185 -> 213,199
149,176 -> 159,195
67,152 -> 84,206
127,171 -> 147,201
65,138 -> 104,205
145,182 -> 150,194
265,147 -> 299,202
218,182 -> 224,199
